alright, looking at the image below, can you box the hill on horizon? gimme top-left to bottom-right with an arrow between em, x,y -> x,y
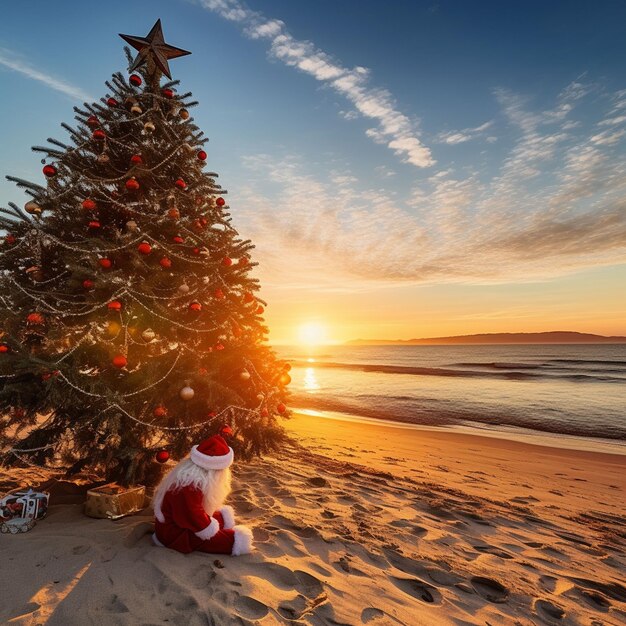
346,331 -> 626,345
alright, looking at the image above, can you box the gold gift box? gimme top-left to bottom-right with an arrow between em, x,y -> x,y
84,483 -> 146,520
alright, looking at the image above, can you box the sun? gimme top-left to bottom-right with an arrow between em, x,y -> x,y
297,322 -> 328,346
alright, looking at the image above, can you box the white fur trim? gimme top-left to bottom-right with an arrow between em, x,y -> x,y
154,503 -> 165,523
232,524 -> 253,556
195,516 -> 220,540
190,445 -> 234,470
152,533 -> 165,547
219,505 -> 235,529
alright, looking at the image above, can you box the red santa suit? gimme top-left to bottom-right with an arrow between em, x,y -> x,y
152,434 -> 253,556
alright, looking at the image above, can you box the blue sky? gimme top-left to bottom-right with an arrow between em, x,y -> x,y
1,1 -> 625,342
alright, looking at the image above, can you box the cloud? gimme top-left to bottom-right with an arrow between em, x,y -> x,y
234,83 -> 626,289
0,47 -> 92,102
437,120 -> 493,144
196,0 -> 434,168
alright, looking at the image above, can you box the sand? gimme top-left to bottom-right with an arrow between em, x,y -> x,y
1,411 -> 625,625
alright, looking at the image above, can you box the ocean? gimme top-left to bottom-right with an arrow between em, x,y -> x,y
274,344 -> 626,451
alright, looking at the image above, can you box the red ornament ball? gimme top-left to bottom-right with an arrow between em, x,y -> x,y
112,354 -> 127,368
239,257 -> 248,266
88,220 -> 101,229
98,258 -> 112,269
130,154 -> 143,165
261,408 -> 269,417
256,305 -> 265,314
277,402 -> 287,414
220,425 -> 234,437
153,406 -> 168,418
162,88 -> 174,99
129,74 -> 142,87
0,344 -> 9,354
174,178 -> 187,189
243,292 -> 254,303
155,450 -> 170,463
26,312 -> 44,324
126,178 -> 140,191
222,257 -> 233,267
216,197 -> 225,207
189,302 -> 202,312
159,257 -> 172,269
197,150 -> 207,161
172,235 -> 185,244
137,242 -> 152,255
215,342 -> 225,351
107,300 -> 122,311
83,279 -> 95,289
43,164 -> 57,177
92,129 -> 106,140
82,198 -> 96,211
106,97 -> 118,107
87,115 -> 99,126
5,235 -> 16,245
214,288 -> 225,299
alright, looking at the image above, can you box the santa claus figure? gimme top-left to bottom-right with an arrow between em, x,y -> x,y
152,434 -> 253,556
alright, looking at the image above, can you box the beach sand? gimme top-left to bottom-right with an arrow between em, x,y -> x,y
1,411 -> 625,625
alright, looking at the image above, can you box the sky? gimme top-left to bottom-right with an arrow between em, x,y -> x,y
1,0 -> 625,344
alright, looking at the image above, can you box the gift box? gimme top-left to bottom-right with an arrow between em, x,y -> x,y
84,483 -> 146,519
1,517 -> 36,534
0,489 -> 50,521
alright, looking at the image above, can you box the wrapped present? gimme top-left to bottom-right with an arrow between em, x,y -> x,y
84,483 -> 146,519
0,489 -> 50,521
1,517 -> 36,534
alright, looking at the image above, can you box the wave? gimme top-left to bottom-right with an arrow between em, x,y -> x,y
289,360 -> 625,382
290,394 -> 626,441
547,358 -> 626,366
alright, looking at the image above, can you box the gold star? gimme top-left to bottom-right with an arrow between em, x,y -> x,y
119,19 -> 191,80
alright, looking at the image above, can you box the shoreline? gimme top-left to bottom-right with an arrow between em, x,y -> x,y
293,407 -> 626,456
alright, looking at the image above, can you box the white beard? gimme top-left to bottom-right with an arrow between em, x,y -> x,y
153,458 -> 232,523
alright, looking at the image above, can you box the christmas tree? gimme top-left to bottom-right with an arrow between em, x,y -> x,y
0,20 -> 290,486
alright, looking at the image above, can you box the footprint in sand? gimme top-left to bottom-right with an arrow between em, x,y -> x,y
307,476 -> 328,488
534,599 -> 565,622
294,570 -> 324,598
361,607 -> 385,623
568,577 -> 626,602
472,544 -> 514,560
234,595 -> 269,620
390,576 -> 442,604
470,576 -> 509,603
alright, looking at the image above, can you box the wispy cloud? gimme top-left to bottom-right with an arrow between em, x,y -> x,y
0,47 -> 92,102
437,120 -> 493,145
234,82 -> 626,289
196,0 -> 434,168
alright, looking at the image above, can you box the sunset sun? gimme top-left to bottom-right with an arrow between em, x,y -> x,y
297,322 -> 328,346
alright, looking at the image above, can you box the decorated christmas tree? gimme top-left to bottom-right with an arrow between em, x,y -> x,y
0,20 -> 290,486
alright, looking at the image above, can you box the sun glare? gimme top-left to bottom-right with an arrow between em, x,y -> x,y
297,322 -> 328,346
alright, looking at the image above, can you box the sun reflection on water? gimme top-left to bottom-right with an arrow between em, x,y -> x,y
303,367 -> 320,391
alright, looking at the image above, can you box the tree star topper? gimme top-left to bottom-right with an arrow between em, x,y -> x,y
119,19 -> 191,80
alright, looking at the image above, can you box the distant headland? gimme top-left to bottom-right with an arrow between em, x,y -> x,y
346,331 -> 626,345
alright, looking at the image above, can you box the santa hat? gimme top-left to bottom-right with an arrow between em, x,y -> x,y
190,434 -> 234,470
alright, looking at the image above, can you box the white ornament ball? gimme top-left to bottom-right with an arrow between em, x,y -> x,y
141,328 -> 156,342
256,393 -> 264,401
144,121 -> 156,133
97,153 -> 110,164
180,386 -> 195,401
131,105 -> 142,114
178,283 -> 190,294
240,370 -> 251,381
126,220 -> 138,232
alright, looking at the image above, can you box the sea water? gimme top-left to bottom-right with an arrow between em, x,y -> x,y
274,344 -> 626,447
